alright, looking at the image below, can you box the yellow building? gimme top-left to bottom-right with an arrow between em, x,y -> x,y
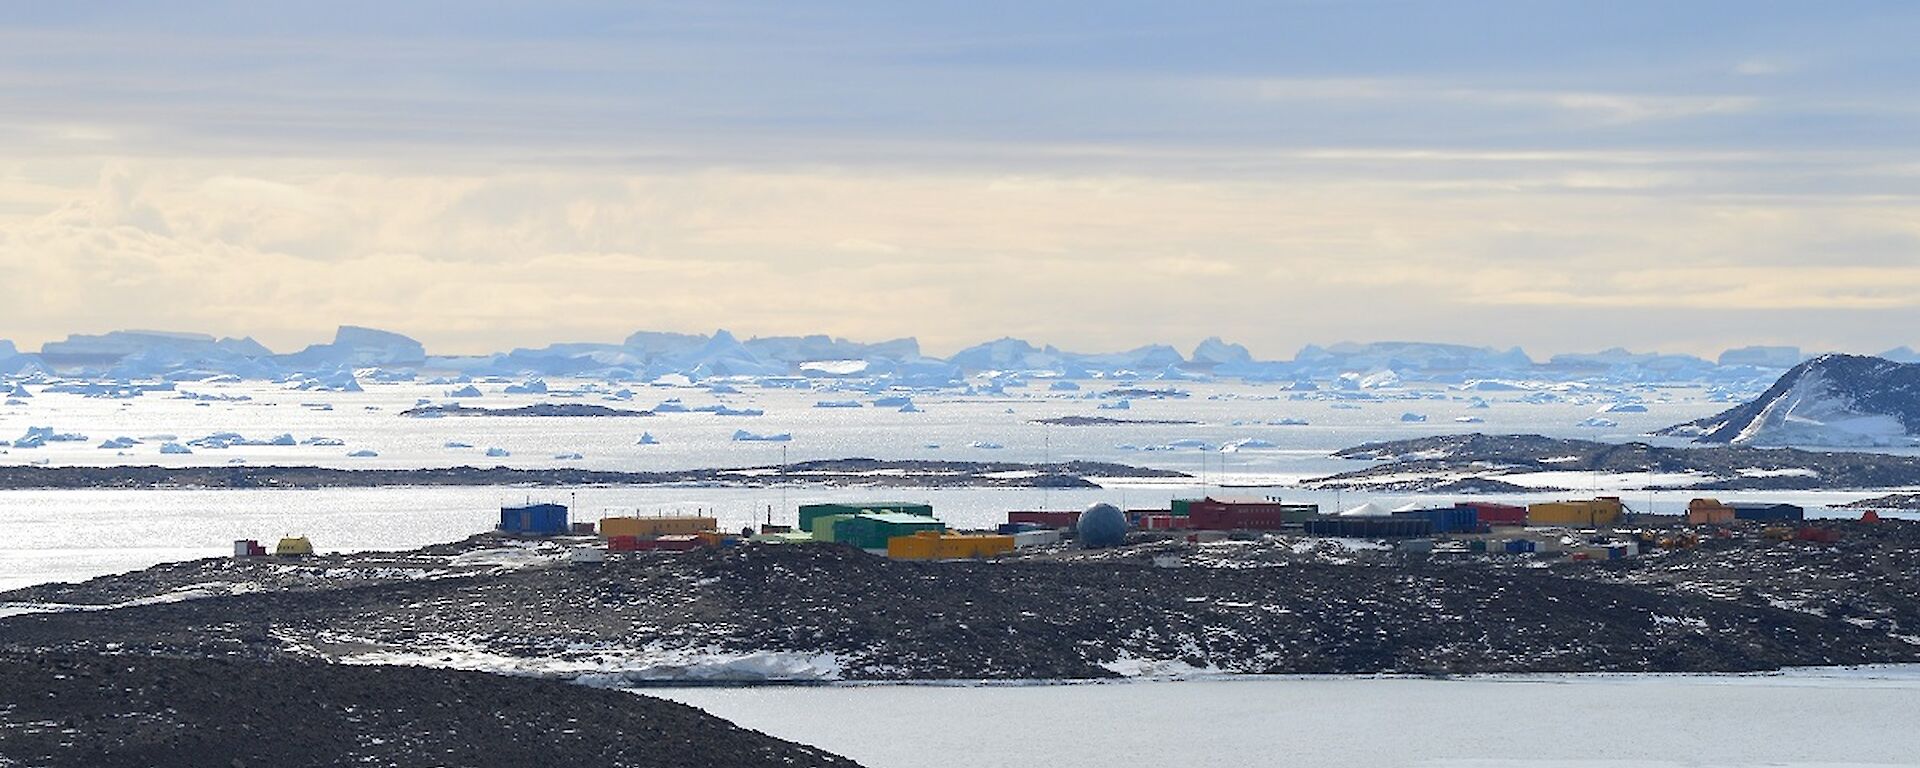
600,516 -> 718,538
1686,498 -> 1736,525
1527,497 -> 1624,527
887,531 -> 1016,561
274,536 -> 314,556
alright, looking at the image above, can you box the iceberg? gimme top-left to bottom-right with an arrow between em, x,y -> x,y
967,440 -> 1004,449
813,400 -> 863,408
1399,412 -> 1427,422
13,427 -> 86,448
445,441 -> 474,449
504,378 -> 548,394
899,401 -> 922,413
1598,403 -> 1648,413
1098,400 -> 1131,410
1220,438 -> 1279,452
302,437 -> 345,446
447,384 -> 483,398
346,449 -> 379,457
553,452 -> 584,460
159,442 -> 192,454
733,430 -> 792,442
485,447 -> 511,457
1048,380 -> 1082,391
1576,417 -> 1620,428
636,432 -> 660,445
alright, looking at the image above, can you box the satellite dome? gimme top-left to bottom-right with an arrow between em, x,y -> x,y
1077,502 -> 1128,549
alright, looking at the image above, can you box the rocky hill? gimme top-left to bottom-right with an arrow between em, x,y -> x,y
1660,354 -> 1920,446
5,531 -> 1916,681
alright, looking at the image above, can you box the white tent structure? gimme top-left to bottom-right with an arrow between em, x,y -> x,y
1339,502 -> 1393,517
1391,501 -> 1425,513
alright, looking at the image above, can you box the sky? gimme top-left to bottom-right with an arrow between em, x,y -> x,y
2,1 -> 1918,360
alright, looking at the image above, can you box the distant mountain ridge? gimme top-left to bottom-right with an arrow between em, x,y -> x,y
2,325 -> 1913,388
1659,354 -> 1920,446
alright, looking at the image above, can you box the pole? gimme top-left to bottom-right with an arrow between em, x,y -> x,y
1043,424 -> 1052,511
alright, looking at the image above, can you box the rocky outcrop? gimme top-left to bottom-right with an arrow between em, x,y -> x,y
1660,354 -> 1920,446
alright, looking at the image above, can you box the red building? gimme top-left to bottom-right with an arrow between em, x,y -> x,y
1186,497 -> 1314,531
1457,502 -> 1526,526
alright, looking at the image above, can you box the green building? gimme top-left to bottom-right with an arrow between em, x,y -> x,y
798,502 -> 934,532
831,513 -> 944,551
809,514 -> 855,543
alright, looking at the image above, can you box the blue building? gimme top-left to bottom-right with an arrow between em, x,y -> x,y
500,503 -> 569,535
1729,503 -> 1805,523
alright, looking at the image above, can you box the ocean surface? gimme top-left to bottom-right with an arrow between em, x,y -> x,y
653,669 -> 1920,768
5,378 -> 1918,767
0,378 -> 1909,590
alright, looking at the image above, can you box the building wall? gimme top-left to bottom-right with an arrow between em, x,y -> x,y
600,516 -> 717,538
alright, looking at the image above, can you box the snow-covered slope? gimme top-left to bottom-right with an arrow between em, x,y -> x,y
1660,354 -> 1920,446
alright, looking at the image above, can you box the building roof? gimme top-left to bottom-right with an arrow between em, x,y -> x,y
854,513 -> 943,525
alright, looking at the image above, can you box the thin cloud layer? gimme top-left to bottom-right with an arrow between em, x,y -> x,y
0,2 -> 1916,357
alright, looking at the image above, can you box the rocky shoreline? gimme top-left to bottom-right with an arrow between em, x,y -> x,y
0,458 -> 1187,490
1314,433 -> 1920,492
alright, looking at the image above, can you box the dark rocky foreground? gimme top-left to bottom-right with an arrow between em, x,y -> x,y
1317,432 -> 1920,491
0,652 -> 860,768
6,522 -> 1919,682
0,457 -> 1184,490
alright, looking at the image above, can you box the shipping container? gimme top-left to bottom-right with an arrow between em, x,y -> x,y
800,502 -> 934,532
